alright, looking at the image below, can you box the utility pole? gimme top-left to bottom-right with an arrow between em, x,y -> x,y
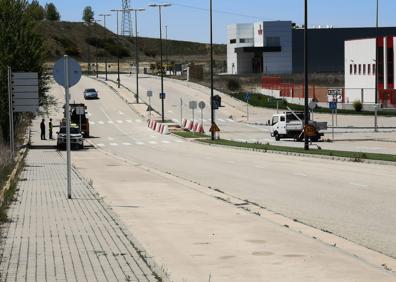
110,9 -> 121,88
374,0 -> 379,132
149,3 -> 172,122
94,19 -> 101,78
304,0 -> 309,150
99,13 -> 111,81
210,0 -> 215,140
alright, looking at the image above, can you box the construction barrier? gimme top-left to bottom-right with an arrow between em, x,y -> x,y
147,119 -> 170,135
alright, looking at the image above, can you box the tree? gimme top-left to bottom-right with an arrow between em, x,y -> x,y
26,0 -> 45,21
45,2 -> 60,21
82,6 -> 94,23
0,0 -> 49,142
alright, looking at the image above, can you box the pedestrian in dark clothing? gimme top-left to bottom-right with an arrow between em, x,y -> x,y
49,118 -> 53,139
40,119 -> 46,140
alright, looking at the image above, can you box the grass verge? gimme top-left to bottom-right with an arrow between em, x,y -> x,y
197,139 -> 396,163
173,131 -> 208,138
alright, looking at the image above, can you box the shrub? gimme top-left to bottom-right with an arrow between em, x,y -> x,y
227,78 -> 241,92
352,100 -> 363,112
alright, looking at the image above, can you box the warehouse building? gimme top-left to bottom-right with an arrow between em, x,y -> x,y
227,22 -> 396,74
345,36 -> 396,108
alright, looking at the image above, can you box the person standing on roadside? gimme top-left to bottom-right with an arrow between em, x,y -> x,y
49,118 -> 53,140
40,119 -> 46,140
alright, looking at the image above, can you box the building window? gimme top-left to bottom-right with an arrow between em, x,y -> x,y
373,64 -> 376,75
229,39 -> 236,44
363,64 -> 366,75
239,38 -> 253,44
350,64 -> 353,75
368,64 -> 371,75
354,64 -> 357,75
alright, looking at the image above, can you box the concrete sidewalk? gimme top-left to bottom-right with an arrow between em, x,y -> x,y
0,147 -> 162,281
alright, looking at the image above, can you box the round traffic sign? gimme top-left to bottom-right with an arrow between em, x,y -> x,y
308,101 -> 318,110
53,56 -> 82,88
198,101 -> 206,110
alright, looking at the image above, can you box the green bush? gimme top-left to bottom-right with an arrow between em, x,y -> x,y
227,78 -> 241,92
352,100 -> 363,112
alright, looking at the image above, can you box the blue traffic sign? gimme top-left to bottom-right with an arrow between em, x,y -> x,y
329,101 -> 337,110
159,92 -> 166,99
53,56 -> 82,88
245,93 -> 252,101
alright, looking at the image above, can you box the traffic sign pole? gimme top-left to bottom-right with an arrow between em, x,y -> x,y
180,98 -> 183,127
7,67 -> 15,159
64,55 -> 72,200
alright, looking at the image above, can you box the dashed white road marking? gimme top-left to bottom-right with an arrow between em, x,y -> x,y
350,182 -> 369,188
110,143 -> 118,146
148,141 -> 157,145
98,121 -> 104,125
161,140 -> 171,144
108,121 -> 114,124
119,111 -> 125,115
122,142 -> 131,146
255,165 -> 267,169
116,120 -> 123,124
135,141 -> 144,145
126,120 -> 132,123
107,137 -> 115,141
135,119 -> 142,123
96,143 -> 105,147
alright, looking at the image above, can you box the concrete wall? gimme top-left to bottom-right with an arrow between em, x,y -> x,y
344,38 -> 376,104
263,21 -> 292,74
227,24 -> 254,74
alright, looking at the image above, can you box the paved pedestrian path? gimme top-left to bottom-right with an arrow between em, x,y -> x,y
0,149 -> 161,282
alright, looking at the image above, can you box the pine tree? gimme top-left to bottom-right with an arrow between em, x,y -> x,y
82,6 -> 94,23
26,0 -> 45,21
45,2 -> 60,21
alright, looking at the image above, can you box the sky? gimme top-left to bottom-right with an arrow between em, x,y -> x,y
36,0 -> 396,44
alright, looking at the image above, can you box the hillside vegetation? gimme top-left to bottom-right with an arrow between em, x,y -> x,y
37,21 -> 226,63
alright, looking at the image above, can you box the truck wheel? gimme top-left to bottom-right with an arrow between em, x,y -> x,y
274,132 -> 280,141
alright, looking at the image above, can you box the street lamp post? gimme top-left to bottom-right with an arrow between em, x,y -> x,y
132,9 -> 145,103
94,19 -> 101,78
304,0 -> 309,150
111,9 -> 122,88
149,3 -> 171,122
99,13 -> 111,81
210,0 -> 215,140
374,0 -> 379,132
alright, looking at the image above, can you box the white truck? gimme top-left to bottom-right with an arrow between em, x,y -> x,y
270,111 -> 327,142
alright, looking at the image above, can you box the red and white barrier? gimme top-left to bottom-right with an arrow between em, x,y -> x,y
147,119 -> 170,135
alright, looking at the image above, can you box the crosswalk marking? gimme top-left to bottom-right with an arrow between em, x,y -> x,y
148,141 -> 157,145
135,119 -> 142,123
108,121 -> 114,124
136,141 -> 144,145
161,140 -> 171,144
89,121 -> 95,125
108,137 -> 115,141
110,143 -> 118,146
116,120 -> 123,124
126,120 -> 132,123
122,142 -> 131,146
119,111 -> 125,115
98,121 -> 104,125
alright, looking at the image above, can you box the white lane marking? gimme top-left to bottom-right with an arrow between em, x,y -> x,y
174,140 -> 183,143
119,111 -> 125,115
126,120 -> 132,123
116,120 -> 123,124
110,143 -> 118,146
108,121 -> 114,124
150,135 -> 158,138
96,143 -> 105,147
135,141 -> 144,145
89,121 -> 95,125
122,142 -> 131,146
255,165 -> 267,169
161,140 -> 171,144
107,137 -> 115,141
168,110 -> 174,113
218,118 -> 226,122
148,141 -> 157,145
350,182 -> 369,188
293,172 -> 308,177
135,119 -> 142,123
98,121 -> 104,125
227,118 -> 235,122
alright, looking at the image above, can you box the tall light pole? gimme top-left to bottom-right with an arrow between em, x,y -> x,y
304,0 -> 309,150
149,3 -> 172,122
130,8 -> 145,103
111,9 -> 122,88
374,0 -> 379,132
210,0 -> 215,140
99,13 -> 111,81
83,20 -> 95,75
165,25 -> 169,71
94,19 -> 102,78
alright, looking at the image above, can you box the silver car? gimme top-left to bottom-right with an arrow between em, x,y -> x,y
83,88 -> 99,99
57,126 -> 84,149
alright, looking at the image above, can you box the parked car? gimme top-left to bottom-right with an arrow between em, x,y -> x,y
83,88 -> 99,99
57,124 -> 84,150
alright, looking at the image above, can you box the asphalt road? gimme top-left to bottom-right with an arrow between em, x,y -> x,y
102,73 -> 396,155
47,75 -> 396,260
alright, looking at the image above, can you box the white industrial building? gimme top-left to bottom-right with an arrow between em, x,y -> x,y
227,21 -> 292,74
345,36 -> 396,108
